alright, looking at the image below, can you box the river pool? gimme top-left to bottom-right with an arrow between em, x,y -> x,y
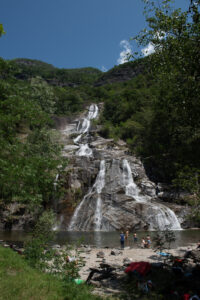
0,229 -> 200,248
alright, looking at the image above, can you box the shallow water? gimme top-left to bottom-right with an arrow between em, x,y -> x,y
0,229 -> 200,248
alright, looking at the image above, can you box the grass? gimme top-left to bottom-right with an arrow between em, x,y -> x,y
0,246 -> 103,300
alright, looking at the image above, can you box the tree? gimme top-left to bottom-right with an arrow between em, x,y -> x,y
24,210 -> 55,269
128,0 -> 200,182
0,24 -> 5,37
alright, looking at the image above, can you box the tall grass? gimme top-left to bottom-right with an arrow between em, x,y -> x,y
0,246 -> 103,300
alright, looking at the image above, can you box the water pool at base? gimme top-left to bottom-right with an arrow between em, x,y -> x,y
0,229 -> 199,248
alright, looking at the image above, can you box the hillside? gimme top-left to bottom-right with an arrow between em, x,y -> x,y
11,58 -> 103,86
0,22 -> 200,230
9,58 -> 147,88
95,58 -> 146,86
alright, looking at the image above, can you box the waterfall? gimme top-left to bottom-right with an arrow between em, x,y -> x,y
94,160 -> 106,231
95,196 -> 102,231
88,104 -> 99,120
122,159 -> 149,202
76,144 -> 93,157
73,104 -> 98,154
53,173 -> 59,191
79,118 -> 90,134
147,204 -> 182,231
68,191 -> 92,231
59,103 -> 182,232
74,104 -> 98,136
122,159 -> 181,230
68,160 -> 105,231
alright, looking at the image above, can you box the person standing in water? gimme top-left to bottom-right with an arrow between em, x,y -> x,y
146,235 -> 151,248
133,233 -> 138,243
141,237 -> 147,248
120,232 -> 125,249
125,230 -> 129,246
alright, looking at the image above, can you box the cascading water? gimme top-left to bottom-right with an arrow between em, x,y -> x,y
146,204 -> 181,231
76,144 -> 93,157
73,104 -> 98,156
79,118 -> 90,134
122,159 -> 181,230
53,173 -> 59,191
123,159 -> 149,202
93,160 -> 106,231
68,160 -> 106,231
58,103 -> 182,232
88,104 -> 99,120
95,197 -> 102,231
68,191 -> 92,231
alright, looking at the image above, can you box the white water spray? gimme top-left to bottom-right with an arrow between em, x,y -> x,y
94,160 -> 106,230
73,104 -> 98,154
76,144 -> 93,157
122,159 -> 181,230
68,160 -> 105,231
123,159 -> 149,202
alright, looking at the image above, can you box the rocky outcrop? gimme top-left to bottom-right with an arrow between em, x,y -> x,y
53,105 -> 186,231
0,104 -> 191,231
0,203 -> 35,231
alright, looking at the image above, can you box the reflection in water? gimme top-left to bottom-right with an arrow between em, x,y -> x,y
94,231 -> 102,248
0,230 -> 200,248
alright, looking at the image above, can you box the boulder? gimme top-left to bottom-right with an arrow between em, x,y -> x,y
97,251 -> 105,258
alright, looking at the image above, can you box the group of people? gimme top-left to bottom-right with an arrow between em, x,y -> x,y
120,231 -> 151,249
141,235 -> 151,248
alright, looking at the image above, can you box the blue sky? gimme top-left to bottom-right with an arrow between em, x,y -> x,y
1,0 -> 188,71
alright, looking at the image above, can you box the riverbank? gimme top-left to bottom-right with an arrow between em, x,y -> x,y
0,246 -> 101,300
77,244 -> 200,298
1,240 -> 199,299
78,245 -> 195,280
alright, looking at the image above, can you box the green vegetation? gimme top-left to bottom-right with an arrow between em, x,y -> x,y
0,0 -> 200,227
0,246 -> 102,300
152,227 -> 176,252
0,24 -> 5,37
0,59 -> 62,209
100,0 -> 200,223
24,210 -> 56,269
0,55 -> 102,228
0,210 -> 105,299
24,210 -> 84,284
11,58 -> 102,86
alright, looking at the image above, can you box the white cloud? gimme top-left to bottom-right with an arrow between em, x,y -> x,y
117,40 -> 132,65
141,42 -> 155,56
155,31 -> 166,40
141,31 -> 166,57
101,66 -> 107,72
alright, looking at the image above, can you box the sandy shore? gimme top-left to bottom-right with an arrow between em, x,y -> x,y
78,245 -> 194,280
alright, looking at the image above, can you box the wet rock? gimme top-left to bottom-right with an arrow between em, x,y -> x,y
0,104 -> 192,232
123,258 -> 132,266
110,249 -> 122,256
97,251 -> 105,258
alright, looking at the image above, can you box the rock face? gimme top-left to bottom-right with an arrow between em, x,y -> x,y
0,104 -> 192,231
54,104 -> 184,231
0,203 -> 35,231
94,60 -> 145,86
